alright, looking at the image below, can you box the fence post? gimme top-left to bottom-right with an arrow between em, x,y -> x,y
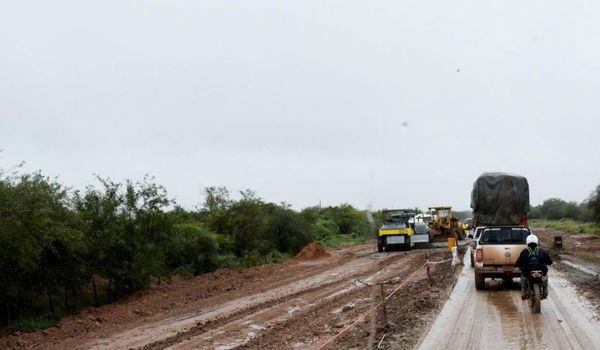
426,260 -> 432,286
367,286 -> 377,350
380,284 -> 387,324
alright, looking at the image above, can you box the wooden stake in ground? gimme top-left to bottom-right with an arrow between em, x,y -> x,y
367,285 -> 377,350
379,284 -> 387,324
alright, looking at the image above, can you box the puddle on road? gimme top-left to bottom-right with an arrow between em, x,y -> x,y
487,291 -> 542,349
420,247 -> 599,350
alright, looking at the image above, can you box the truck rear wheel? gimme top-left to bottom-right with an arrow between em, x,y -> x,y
377,237 -> 383,253
474,270 -> 485,290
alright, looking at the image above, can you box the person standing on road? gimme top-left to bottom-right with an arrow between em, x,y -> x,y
515,234 -> 553,300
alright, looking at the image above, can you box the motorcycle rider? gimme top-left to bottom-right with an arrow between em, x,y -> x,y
515,234 -> 553,300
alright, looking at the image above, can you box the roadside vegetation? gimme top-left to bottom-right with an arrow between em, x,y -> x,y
4,161 -> 599,332
0,168 -> 373,330
530,219 -> 600,235
529,185 -> 600,236
529,194 -> 598,223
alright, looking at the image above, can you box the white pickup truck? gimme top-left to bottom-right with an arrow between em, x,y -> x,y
473,226 -> 531,290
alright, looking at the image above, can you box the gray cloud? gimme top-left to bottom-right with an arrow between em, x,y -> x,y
1,1 -> 599,210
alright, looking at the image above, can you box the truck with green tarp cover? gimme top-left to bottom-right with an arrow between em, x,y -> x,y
470,172 -> 530,227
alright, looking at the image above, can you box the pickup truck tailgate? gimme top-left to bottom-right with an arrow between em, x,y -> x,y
478,227 -> 531,265
482,244 -> 526,265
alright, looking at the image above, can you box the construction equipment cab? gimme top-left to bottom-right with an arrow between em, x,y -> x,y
377,210 -> 429,252
427,206 -> 463,241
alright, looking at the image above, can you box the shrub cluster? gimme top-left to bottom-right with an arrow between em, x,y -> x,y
529,198 -> 593,222
0,172 -> 371,328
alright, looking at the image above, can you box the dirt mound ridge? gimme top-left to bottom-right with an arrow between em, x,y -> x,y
294,242 -> 331,260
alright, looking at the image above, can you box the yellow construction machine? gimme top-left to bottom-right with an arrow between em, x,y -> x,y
427,206 -> 463,241
377,209 -> 430,252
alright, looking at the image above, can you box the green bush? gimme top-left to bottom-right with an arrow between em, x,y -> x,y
214,233 -> 236,254
214,253 -> 240,269
0,168 -> 376,329
314,217 -> 338,240
166,223 -> 219,275
242,250 -> 264,267
11,314 -> 57,331
0,172 -> 85,325
589,184 -> 600,224
529,219 -> 600,235
266,207 -> 313,254
530,197 -> 594,222
263,250 -> 292,265
74,176 -> 172,300
319,232 -> 370,249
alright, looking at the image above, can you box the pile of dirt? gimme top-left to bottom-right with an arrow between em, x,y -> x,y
294,242 -> 331,260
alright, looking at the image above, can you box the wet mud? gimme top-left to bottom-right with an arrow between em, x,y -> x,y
2,243 -> 460,350
417,247 -> 600,350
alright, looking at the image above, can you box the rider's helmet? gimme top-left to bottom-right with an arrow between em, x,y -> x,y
526,234 -> 539,247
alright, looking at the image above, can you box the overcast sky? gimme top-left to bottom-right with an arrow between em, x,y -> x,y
1,1 -> 599,211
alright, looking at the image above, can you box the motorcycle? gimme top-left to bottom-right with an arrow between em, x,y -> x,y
528,270 -> 544,313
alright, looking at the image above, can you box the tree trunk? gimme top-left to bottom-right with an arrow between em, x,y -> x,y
92,278 -> 99,307
64,287 -> 69,312
107,279 -> 113,303
47,289 -> 56,316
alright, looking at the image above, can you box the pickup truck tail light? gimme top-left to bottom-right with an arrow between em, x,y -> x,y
519,213 -> 528,226
475,248 -> 483,262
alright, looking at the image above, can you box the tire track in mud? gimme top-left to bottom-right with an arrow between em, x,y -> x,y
417,259 -> 600,350
138,251 -> 422,350
545,276 -> 597,350
213,255 -> 428,350
173,250 -> 454,350
1,244 -> 452,350
139,274 -> 368,350
76,254 -> 363,350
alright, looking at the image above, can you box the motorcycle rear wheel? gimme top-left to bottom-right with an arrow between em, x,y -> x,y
530,284 -> 541,313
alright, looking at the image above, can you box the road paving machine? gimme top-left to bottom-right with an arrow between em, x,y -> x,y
377,209 -> 430,252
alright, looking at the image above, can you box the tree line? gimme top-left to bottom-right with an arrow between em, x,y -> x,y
529,184 -> 600,223
0,170 -> 373,328
3,164 -> 598,329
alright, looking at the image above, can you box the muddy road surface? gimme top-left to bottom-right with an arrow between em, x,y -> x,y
417,248 -> 600,350
4,243 -> 459,350
6,239 -> 599,350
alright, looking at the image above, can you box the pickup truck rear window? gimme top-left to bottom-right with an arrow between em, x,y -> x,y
479,227 -> 530,244
474,227 -> 485,240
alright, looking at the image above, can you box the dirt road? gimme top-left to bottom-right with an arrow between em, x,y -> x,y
4,242 -> 458,350
417,248 -> 600,350
100,246 -> 451,350
5,237 -> 599,350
